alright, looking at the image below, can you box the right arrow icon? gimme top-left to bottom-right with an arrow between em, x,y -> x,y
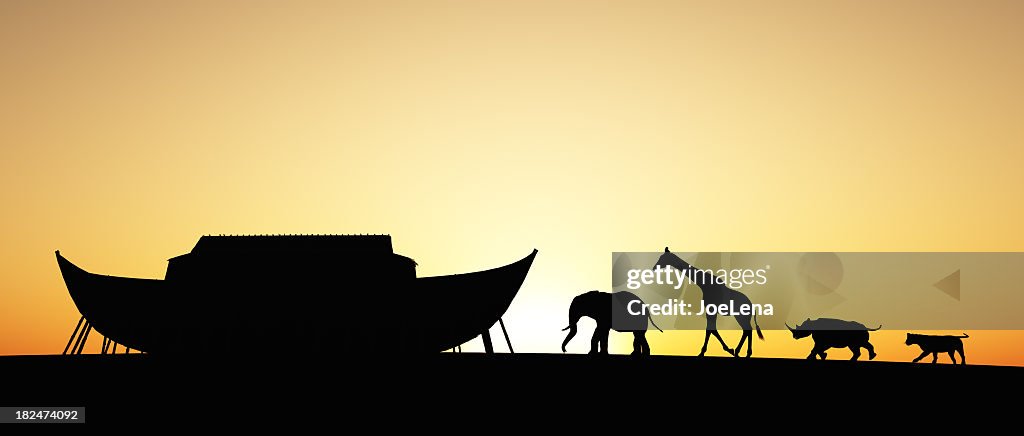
934,269 -> 960,300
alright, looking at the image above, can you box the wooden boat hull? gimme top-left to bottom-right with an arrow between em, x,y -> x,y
56,252 -> 168,352
55,249 -> 536,354
414,249 -> 537,351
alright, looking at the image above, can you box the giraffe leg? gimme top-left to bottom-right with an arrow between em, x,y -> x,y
711,330 -> 733,356
699,330 -> 711,356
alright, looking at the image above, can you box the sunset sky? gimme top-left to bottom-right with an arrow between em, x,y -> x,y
2,1 -> 1023,365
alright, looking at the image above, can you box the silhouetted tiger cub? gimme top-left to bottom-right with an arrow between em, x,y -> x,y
905,333 -> 968,365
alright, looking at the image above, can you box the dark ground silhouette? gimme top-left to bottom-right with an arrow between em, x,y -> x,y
0,353 -> 1019,425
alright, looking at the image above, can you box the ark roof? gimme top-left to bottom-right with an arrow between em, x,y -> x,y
190,234 -> 394,254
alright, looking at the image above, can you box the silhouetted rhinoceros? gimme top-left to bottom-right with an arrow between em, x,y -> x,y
787,318 -> 880,361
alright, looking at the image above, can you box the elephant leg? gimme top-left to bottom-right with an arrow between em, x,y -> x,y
864,341 -> 876,360
849,345 -> 861,361
589,329 -> 601,354
599,328 -> 610,354
631,331 -> 650,356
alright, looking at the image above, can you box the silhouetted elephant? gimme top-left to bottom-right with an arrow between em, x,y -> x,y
561,290 -> 662,355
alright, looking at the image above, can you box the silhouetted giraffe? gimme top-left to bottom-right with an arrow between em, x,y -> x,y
654,248 -> 764,357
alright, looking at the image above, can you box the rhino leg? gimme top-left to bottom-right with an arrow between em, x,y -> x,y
808,344 -> 827,360
849,345 -> 861,361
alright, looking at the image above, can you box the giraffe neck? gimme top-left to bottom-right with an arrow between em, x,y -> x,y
665,254 -> 704,290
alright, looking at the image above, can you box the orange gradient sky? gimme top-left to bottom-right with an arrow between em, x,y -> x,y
1,1 -> 1023,364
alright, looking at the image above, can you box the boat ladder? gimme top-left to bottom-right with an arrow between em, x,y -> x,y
62,315 -> 136,355
452,317 -> 514,353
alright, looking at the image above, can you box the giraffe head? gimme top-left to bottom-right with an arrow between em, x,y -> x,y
654,247 -> 690,272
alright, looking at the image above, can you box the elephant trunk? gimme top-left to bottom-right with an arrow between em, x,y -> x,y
561,299 -> 585,352
561,324 -> 577,352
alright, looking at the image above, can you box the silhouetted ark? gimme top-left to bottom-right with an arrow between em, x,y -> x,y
906,333 -> 968,365
56,235 -> 537,354
561,291 -> 662,355
654,248 -> 764,357
787,318 -> 880,361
